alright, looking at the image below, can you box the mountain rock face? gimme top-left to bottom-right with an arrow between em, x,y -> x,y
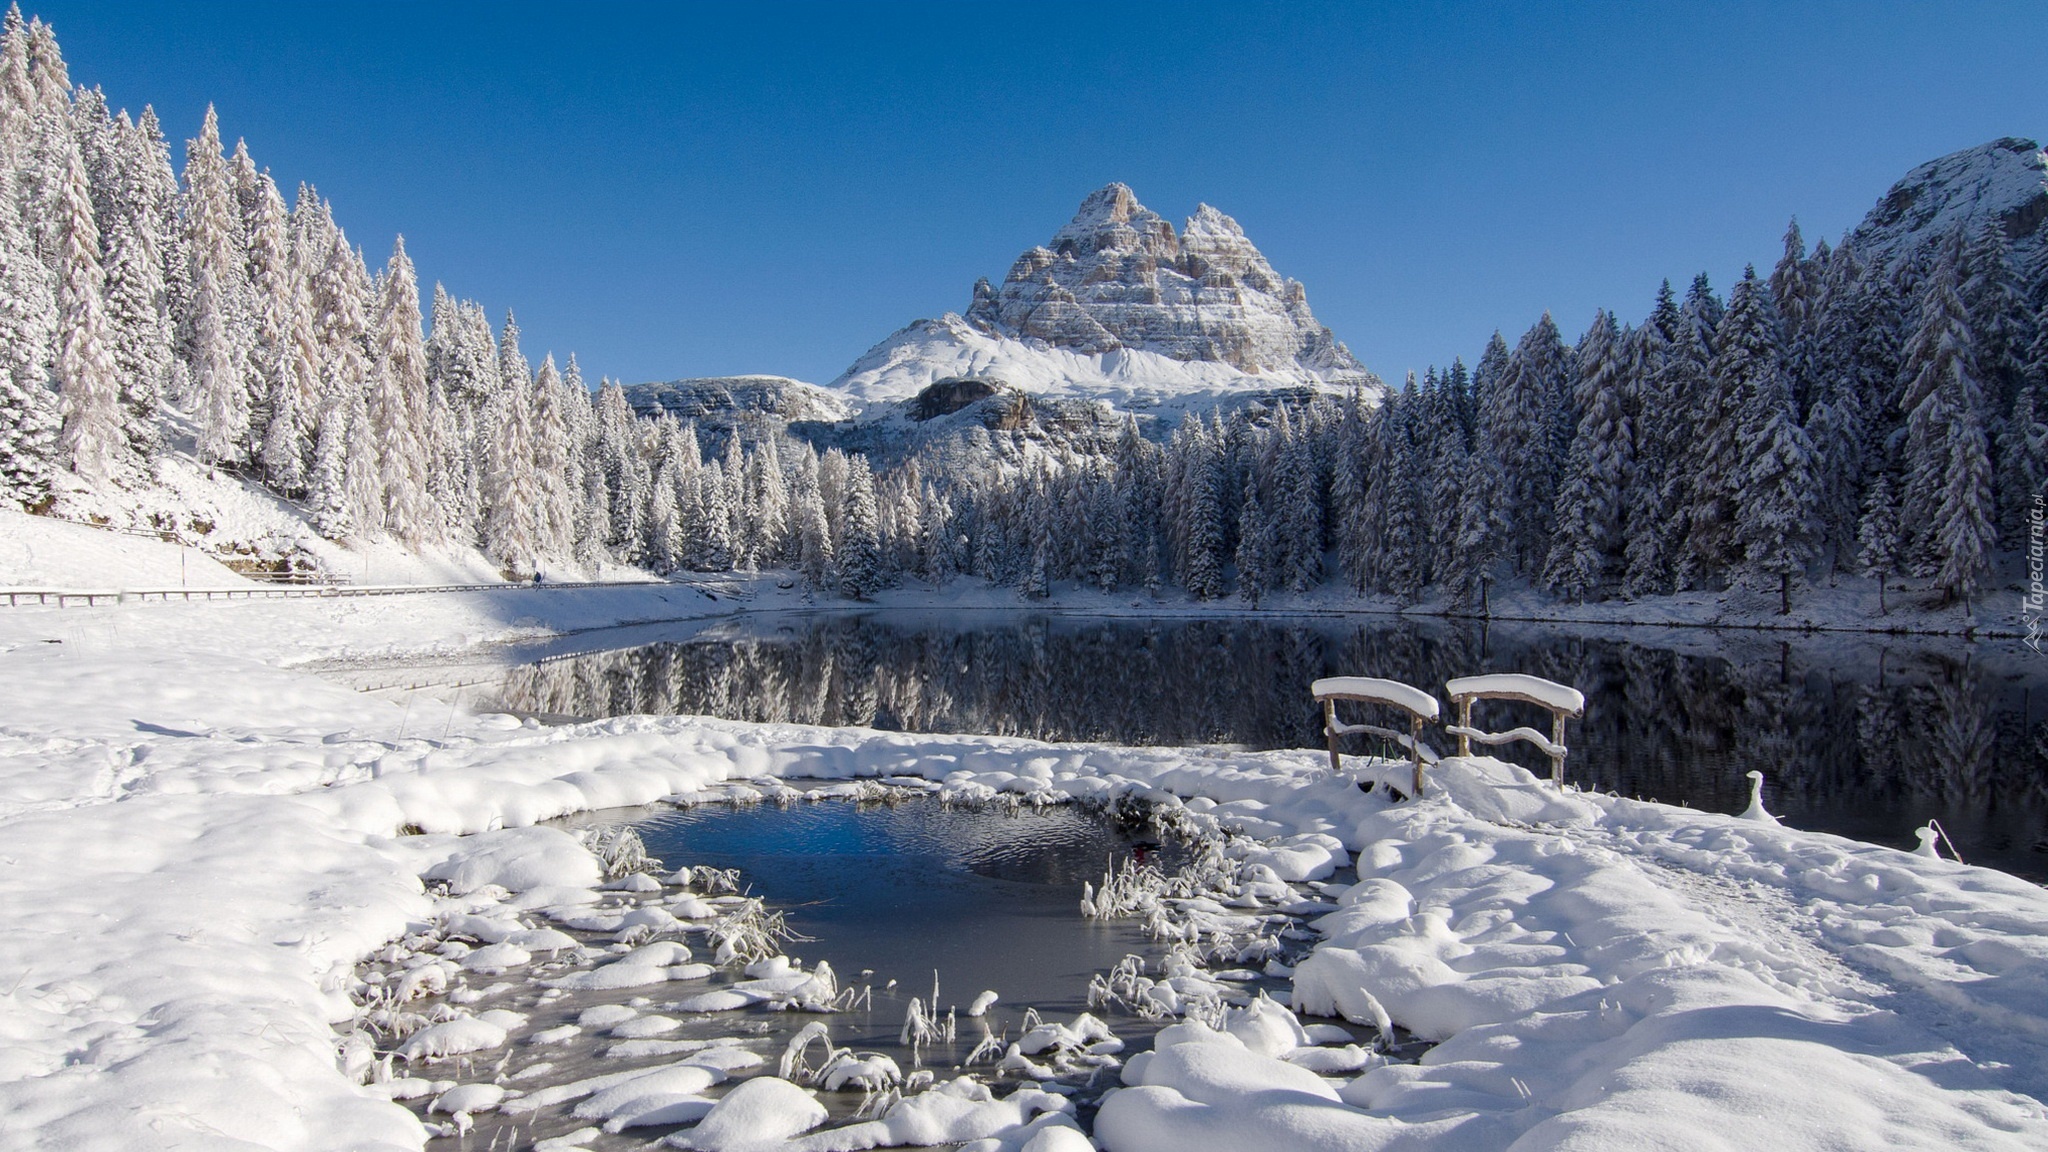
625,376 -> 854,444
1846,137 -> 2048,273
829,184 -> 1377,406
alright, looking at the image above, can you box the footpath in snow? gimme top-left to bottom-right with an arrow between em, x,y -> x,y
0,583 -> 2045,1151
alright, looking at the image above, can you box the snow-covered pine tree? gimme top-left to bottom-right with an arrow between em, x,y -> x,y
1683,266 -> 1781,584
1997,384 -> 2048,543
184,108 -> 254,461
1933,391 -> 1995,608
1769,219 -> 1819,413
0,7 -> 33,164
1487,314 -> 1571,577
594,380 -> 647,559
694,458 -> 734,572
480,312 -> 540,572
1544,311 -> 1629,601
791,443 -> 832,587
1275,413 -> 1323,592
371,237 -> 434,543
526,353 -> 576,558
1802,245 -> 1872,574
248,174 -> 307,489
1737,369 -> 1820,615
0,163 -> 55,507
644,456 -> 681,573
1181,428 -> 1228,600
1235,472 -> 1272,607
744,430 -> 786,568
1621,290 -> 1677,596
1446,336 -> 1513,605
1896,244 -> 1979,573
50,106 -> 122,480
308,381 -> 351,539
1856,472 -> 1899,616
836,453 -> 882,600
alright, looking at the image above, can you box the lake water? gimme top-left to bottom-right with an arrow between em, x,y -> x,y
477,610 -> 2048,881
405,795 -> 1329,1150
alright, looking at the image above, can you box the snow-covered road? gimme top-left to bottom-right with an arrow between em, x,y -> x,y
1,588 -> 2045,1151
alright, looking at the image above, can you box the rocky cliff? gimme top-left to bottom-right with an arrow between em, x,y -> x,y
829,184 -> 1378,406
1845,137 -> 2048,275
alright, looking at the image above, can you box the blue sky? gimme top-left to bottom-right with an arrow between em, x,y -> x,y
30,1 -> 2044,387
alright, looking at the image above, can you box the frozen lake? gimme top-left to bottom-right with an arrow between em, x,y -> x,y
453,610 -> 2048,880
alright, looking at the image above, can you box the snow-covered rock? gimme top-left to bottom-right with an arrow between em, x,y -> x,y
1845,137 -> 2048,275
828,184 -> 1379,408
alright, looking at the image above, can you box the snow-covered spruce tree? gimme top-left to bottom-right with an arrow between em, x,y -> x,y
50,105 -> 123,481
248,174 -> 308,490
1961,219 -> 2030,424
1932,395 -> 1995,607
1234,473 -> 1272,607
644,456 -> 681,573
1895,245 -> 1978,573
1682,267 -> 1780,585
307,382 -> 351,539
1424,371 -> 1472,588
594,380 -> 645,559
836,453 -> 882,600
526,354 -> 575,558
1856,473 -> 1899,616
1997,384 -> 2048,543
1737,370 -> 1820,615
1768,219 -> 1819,413
791,444 -> 832,587
693,459 -> 734,572
479,312 -> 539,573
1276,415 -> 1323,592
1180,427 -> 1229,600
743,431 -> 786,570
1445,336 -> 1512,605
1621,291 -> 1678,596
1802,245 -> 1872,574
183,106 -> 254,463
0,163 -> 56,507
0,8 -> 34,163
1544,311 -> 1630,601
371,237 -> 434,544
1485,314 -> 1571,578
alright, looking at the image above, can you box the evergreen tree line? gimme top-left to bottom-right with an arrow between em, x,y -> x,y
869,216 -> 2046,612
0,10 -> 861,580
0,9 -> 2042,607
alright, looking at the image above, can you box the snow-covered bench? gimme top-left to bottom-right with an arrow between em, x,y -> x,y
1443,673 -> 1585,785
1311,676 -> 1442,798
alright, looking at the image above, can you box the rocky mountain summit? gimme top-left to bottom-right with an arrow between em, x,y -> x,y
1846,137 -> 2048,275
828,184 -> 1378,407
964,183 -> 1368,379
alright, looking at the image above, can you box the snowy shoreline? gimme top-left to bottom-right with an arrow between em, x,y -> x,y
1,583 -> 2045,1151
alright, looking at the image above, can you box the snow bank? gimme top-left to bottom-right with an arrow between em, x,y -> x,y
2,589 -> 2046,1151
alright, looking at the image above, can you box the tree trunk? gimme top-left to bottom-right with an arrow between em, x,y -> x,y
1779,570 -> 1791,616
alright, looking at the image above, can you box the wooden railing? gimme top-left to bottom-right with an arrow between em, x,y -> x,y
1311,672 -> 1587,796
1443,673 -> 1586,784
1311,676 -> 1442,798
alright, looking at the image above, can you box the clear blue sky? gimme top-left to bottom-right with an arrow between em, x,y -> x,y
30,1 -> 2044,387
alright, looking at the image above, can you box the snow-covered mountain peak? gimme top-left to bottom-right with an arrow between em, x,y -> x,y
832,184 -> 1377,406
1846,137 -> 2048,271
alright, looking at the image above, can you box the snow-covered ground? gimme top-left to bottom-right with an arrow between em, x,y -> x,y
1,529 -> 2046,1150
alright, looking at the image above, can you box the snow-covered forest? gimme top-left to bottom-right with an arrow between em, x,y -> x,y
0,9 -> 2042,612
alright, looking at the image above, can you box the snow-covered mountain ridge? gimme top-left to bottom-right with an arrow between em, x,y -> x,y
827,184 -> 1379,407
1846,137 -> 2048,274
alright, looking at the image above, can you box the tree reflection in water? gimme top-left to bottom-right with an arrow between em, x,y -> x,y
490,614 -> 2048,880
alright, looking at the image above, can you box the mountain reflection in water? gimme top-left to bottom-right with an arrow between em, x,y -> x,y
487,612 -> 2048,881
